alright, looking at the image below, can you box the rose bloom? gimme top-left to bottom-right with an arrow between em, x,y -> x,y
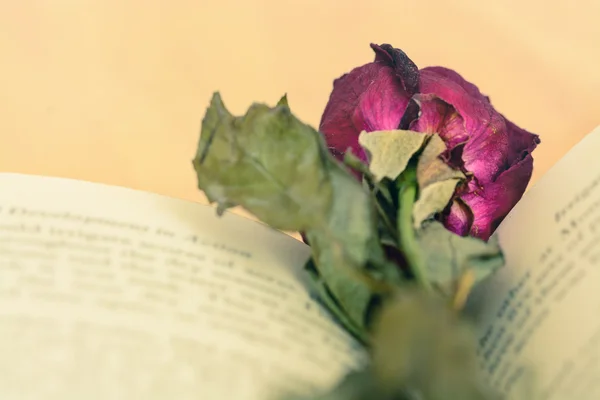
320,43 -> 540,241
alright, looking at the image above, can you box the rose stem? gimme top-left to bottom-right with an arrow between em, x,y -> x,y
397,168 -> 432,292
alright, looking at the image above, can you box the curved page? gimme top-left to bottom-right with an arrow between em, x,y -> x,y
0,174 -> 365,400
468,126 -> 600,400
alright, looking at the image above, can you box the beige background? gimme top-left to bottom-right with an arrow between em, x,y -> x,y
0,1 -> 599,204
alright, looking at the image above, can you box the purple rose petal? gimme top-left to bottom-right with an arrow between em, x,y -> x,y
320,62 -> 410,162
460,154 -> 535,240
443,198 -> 473,237
319,44 -> 540,241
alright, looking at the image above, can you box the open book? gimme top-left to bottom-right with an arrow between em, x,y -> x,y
1,125 -> 599,400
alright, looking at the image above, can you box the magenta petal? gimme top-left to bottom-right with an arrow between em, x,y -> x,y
505,119 -> 542,164
421,67 -> 489,102
418,68 -> 507,183
319,63 -> 388,161
411,97 -> 469,151
418,68 -> 539,185
410,97 -> 447,133
353,68 -> 411,132
460,154 -> 534,240
443,199 -> 473,237
320,62 -> 410,162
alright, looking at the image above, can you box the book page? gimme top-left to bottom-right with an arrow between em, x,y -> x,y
467,126 -> 600,400
0,174 -> 366,400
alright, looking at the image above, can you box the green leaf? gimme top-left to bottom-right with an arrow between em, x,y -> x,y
277,94 -> 289,107
303,260 -> 368,342
416,221 -> 504,298
412,135 -> 466,228
412,180 -> 460,229
343,152 -> 394,206
358,130 -> 427,181
342,153 -> 397,242
193,93 -> 401,339
370,290 -> 500,400
416,135 -> 464,187
193,92 -> 332,230
303,167 -> 403,334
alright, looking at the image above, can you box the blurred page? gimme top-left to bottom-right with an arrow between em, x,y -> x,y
0,174 -> 365,400
468,126 -> 600,399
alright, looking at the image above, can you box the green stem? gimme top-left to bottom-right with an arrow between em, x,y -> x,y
397,169 -> 432,292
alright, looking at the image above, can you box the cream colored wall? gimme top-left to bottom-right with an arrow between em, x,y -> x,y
0,1 -> 598,204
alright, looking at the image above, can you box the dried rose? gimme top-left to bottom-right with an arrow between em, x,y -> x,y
319,43 -> 540,240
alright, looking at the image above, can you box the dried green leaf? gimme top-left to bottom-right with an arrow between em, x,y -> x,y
193,92 -> 332,230
371,290 -> 500,400
342,151 -> 395,220
358,130 -> 427,181
193,93 -> 401,338
416,221 -> 504,298
303,260 -> 367,342
304,168 -> 403,333
412,135 -> 466,228
416,135 -> 464,187
277,94 -> 289,107
412,179 -> 461,229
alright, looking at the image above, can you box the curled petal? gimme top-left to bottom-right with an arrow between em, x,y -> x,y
443,198 -> 473,237
421,67 -> 490,102
418,68 -> 507,183
410,96 -> 447,133
460,154 -> 534,240
399,98 -> 420,130
505,119 -> 542,164
418,67 -> 539,185
410,97 -> 469,151
370,43 -> 420,95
